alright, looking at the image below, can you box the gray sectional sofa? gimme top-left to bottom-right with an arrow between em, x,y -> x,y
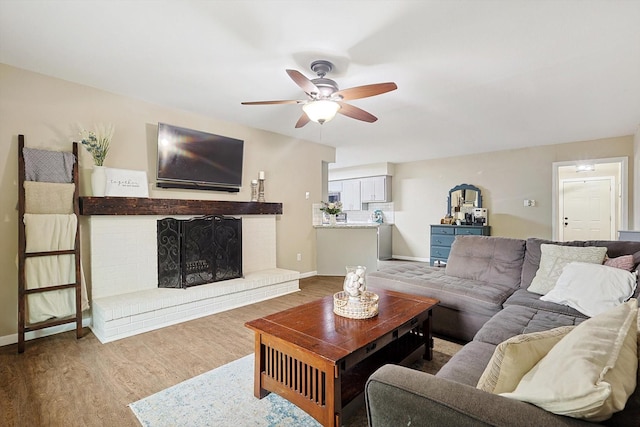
365,236 -> 640,426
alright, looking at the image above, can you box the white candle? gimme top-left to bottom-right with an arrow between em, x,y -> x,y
259,171 -> 265,180
251,179 -> 258,184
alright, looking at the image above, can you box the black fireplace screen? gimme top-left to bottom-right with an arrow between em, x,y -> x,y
157,215 -> 242,289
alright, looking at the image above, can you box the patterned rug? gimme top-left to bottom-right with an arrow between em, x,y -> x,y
129,338 -> 461,427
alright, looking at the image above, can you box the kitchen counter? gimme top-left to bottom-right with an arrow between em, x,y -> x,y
313,223 -> 384,229
316,224 -> 392,275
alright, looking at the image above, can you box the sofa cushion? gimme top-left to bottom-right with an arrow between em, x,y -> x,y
367,262 -> 515,318
582,240 -> 640,265
527,244 -> 607,295
445,236 -> 526,288
473,304 -> 586,346
504,289 -> 589,318
435,340 -> 496,387
541,262 -> 637,317
501,299 -> 638,422
605,255 -> 636,271
520,238 -> 585,289
476,326 -> 575,394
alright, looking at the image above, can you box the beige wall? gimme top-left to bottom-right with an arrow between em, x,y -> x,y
0,64 -> 335,338
392,136 -> 635,260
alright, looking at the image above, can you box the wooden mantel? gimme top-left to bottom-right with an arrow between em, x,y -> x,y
79,197 -> 283,216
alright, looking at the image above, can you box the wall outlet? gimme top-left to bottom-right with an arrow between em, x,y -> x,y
305,191 -> 310,200
296,253 -> 302,261
523,199 -> 536,207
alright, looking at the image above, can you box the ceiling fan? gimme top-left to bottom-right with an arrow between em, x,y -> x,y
241,60 -> 397,128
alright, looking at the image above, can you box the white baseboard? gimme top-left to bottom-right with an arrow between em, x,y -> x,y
299,270 -> 317,279
0,316 -> 92,348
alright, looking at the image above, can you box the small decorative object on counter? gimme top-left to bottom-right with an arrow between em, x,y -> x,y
320,201 -> 342,225
370,209 -> 384,224
250,179 -> 258,202
258,171 -> 265,202
334,265 -> 379,319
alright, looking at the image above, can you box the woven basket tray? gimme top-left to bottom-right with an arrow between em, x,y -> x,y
333,291 -> 379,319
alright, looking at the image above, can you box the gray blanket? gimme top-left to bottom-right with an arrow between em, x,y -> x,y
23,147 -> 75,183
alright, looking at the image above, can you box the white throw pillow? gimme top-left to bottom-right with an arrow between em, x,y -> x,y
476,326 -> 574,394
500,299 -> 638,422
541,262 -> 637,317
528,244 -> 607,295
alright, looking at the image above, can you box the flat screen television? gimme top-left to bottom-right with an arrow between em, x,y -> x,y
156,123 -> 244,192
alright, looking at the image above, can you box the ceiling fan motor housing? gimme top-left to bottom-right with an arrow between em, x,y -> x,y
311,78 -> 339,98
310,60 -> 338,98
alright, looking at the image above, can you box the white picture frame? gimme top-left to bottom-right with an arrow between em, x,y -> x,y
104,168 -> 149,197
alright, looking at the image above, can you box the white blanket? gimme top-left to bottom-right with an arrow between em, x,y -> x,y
23,214 -> 89,324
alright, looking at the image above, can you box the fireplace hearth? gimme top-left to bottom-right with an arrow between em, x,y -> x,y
157,215 -> 242,288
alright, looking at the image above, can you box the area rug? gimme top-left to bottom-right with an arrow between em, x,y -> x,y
129,338 -> 460,427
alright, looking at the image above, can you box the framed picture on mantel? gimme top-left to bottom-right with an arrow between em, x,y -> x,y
104,168 -> 149,198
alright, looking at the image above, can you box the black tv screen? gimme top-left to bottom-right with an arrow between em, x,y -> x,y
157,123 -> 244,191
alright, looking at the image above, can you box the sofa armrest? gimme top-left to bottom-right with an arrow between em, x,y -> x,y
365,365 -> 590,427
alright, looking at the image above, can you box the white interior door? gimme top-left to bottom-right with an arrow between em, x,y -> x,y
559,177 -> 615,241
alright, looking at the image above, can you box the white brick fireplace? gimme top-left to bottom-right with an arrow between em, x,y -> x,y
87,214 -> 299,343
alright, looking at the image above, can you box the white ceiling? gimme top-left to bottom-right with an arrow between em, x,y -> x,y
1,0 -> 639,168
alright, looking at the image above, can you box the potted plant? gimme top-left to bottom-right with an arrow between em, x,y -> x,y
320,201 -> 343,225
79,124 -> 114,196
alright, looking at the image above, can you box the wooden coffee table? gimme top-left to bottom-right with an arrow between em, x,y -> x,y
245,288 -> 438,427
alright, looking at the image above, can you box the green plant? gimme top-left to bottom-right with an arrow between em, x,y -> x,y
79,124 -> 114,166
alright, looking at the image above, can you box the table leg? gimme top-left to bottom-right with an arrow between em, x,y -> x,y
422,310 -> 433,361
253,334 -> 269,398
331,366 -> 341,427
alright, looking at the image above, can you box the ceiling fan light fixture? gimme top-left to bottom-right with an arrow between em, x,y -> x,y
302,100 -> 341,124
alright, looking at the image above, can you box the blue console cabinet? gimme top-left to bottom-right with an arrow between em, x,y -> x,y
430,224 -> 491,266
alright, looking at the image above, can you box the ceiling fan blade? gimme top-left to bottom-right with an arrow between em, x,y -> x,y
295,112 -> 310,128
337,102 -> 378,123
241,100 -> 303,105
334,82 -> 397,101
286,69 -> 319,97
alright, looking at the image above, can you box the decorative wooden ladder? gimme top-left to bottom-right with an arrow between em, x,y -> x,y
17,135 -> 83,353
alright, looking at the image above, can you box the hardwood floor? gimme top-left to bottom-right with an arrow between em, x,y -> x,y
0,276 -> 344,427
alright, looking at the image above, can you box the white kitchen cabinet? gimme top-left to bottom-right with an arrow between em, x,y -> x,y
341,179 -> 362,210
328,180 -> 342,192
361,176 -> 391,203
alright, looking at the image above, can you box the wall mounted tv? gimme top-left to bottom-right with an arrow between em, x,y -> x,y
156,123 -> 244,192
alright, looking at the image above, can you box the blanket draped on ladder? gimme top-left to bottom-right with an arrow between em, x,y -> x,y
23,213 -> 89,324
20,145 -> 89,325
